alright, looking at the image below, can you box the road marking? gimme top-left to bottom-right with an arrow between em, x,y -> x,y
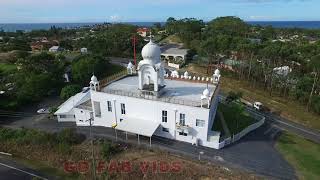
263,126 -> 275,135
270,129 -> 281,139
245,108 -> 320,138
0,162 -> 48,180
271,118 -> 320,137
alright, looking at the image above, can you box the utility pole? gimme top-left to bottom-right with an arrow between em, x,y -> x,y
132,34 -> 137,68
86,112 -> 96,180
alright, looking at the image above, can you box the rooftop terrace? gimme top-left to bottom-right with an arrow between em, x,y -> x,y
100,75 -> 218,108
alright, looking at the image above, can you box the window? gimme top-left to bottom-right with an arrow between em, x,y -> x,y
162,127 -> 169,132
179,113 -> 185,126
196,119 -> 205,127
59,115 -> 67,118
121,103 -> 126,115
179,131 -> 188,136
162,110 -> 167,122
93,101 -> 101,117
107,101 -> 112,112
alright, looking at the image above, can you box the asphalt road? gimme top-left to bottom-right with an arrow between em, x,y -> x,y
219,95 -> 320,144
245,106 -> 320,144
0,156 -> 48,180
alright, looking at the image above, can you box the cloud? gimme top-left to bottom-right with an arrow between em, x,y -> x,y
109,15 -> 121,22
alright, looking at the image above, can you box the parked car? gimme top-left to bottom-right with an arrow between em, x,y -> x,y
253,102 -> 263,110
37,108 -> 49,114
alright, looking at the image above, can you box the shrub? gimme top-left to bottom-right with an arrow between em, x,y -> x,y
100,141 -> 121,159
56,128 -> 86,145
0,128 -> 85,146
60,84 -> 81,100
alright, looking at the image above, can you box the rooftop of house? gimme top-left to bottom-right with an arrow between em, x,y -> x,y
161,48 -> 188,56
76,100 -> 93,111
100,75 -> 217,108
55,90 -> 91,114
49,46 -> 60,50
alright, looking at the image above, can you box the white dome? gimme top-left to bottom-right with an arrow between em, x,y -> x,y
203,88 -> 210,97
184,71 -> 189,77
214,69 -> 220,76
127,62 -> 133,69
91,75 -> 98,82
141,40 -> 161,63
171,70 -> 179,78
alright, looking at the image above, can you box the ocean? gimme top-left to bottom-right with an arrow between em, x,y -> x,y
0,21 -> 320,32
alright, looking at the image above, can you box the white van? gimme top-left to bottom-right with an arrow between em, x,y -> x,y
253,102 -> 263,111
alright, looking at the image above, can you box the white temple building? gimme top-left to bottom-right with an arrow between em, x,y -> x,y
55,39 -> 223,149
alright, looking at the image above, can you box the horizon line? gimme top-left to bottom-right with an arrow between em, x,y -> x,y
1,20 -> 320,24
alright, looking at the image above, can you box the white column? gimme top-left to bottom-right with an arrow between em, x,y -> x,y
154,73 -> 159,91
138,71 -> 143,90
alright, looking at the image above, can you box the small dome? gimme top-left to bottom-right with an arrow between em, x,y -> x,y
141,40 -> 161,63
91,75 -> 98,82
203,88 -> 210,97
127,62 -> 133,69
171,70 -> 179,77
184,71 -> 189,77
214,69 -> 220,76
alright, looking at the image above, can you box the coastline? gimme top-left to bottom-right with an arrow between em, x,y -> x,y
1,21 -> 320,32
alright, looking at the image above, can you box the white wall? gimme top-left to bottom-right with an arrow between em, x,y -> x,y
74,108 -> 92,126
90,90 -> 214,146
56,113 -> 75,122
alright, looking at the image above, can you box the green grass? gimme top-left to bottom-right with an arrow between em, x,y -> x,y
0,63 -> 16,74
276,132 -> 320,180
160,35 -> 182,44
212,112 -> 223,134
212,103 -> 256,136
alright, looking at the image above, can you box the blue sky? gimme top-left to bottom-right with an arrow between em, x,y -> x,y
0,0 -> 319,23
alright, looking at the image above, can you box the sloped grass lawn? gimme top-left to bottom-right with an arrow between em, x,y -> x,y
212,103 -> 256,137
276,132 -> 320,180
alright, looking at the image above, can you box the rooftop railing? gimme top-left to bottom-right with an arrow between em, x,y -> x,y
103,88 -> 211,108
98,71 -> 220,108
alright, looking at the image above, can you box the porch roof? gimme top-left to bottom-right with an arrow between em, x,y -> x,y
115,117 -> 160,137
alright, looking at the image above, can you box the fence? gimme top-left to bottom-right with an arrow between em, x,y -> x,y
99,70 -> 127,88
103,88 -> 208,108
218,109 -> 266,148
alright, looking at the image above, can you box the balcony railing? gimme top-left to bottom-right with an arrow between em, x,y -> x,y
176,122 -> 190,132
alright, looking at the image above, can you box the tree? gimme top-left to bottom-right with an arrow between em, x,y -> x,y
307,55 -> 320,111
13,52 -> 65,104
60,39 -> 73,51
71,55 -> 107,85
60,84 -> 81,100
226,91 -> 243,103
207,16 -> 248,37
